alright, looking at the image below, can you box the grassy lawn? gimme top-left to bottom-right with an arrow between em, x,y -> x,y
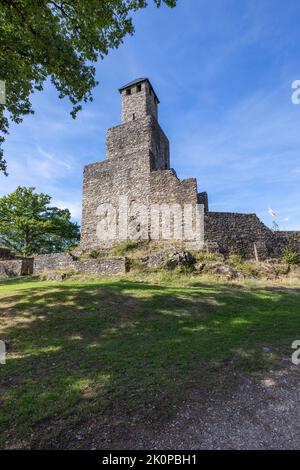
0,275 -> 299,448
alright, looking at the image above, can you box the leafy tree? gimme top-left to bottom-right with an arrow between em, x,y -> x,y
0,0 -> 177,174
0,186 -> 80,255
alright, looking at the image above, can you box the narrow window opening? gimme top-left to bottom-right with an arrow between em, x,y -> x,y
133,113 -> 136,120
136,84 -> 142,92
126,88 -> 131,96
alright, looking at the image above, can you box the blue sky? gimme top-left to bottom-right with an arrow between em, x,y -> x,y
1,0 -> 300,229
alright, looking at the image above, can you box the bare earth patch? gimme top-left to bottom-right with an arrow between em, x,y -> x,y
45,361 -> 300,450
138,362 -> 300,450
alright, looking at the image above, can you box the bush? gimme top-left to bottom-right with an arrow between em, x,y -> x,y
281,247 -> 299,266
109,240 -> 142,256
274,265 -> 290,276
227,254 -> 243,269
173,265 -> 195,275
227,255 -> 259,277
125,257 -> 148,273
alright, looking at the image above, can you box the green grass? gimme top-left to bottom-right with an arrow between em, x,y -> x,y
0,275 -> 300,448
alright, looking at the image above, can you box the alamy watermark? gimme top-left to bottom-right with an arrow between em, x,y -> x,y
291,340 -> 300,365
0,340 -> 6,365
95,196 -> 204,243
0,80 -> 6,105
291,80 -> 300,105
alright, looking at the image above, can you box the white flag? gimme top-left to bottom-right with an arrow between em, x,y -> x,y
268,207 -> 277,217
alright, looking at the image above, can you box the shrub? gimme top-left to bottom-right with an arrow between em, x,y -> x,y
241,262 -> 260,277
89,250 -> 102,259
274,265 -> 290,276
109,240 -> 142,256
125,257 -> 148,273
227,254 -> 243,269
227,255 -> 259,277
281,247 -> 299,266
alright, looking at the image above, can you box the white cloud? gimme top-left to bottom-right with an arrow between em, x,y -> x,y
36,145 -> 73,170
170,81 -> 300,230
53,199 -> 82,221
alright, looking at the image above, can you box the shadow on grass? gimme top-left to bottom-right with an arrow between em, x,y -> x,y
0,278 -> 299,448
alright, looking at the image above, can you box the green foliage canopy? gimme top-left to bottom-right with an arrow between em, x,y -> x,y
0,186 -> 80,255
0,0 -> 177,174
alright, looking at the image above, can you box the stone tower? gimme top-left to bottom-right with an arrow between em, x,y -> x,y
80,78 -> 205,251
120,77 -> 158,123
106,78 -> 170,171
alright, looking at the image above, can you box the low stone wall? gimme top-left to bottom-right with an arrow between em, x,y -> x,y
275,231 -> 300,254
33,253 -> 125,276
205,212 -> 300,260
33,253 -> 76,273
0,259 -> 34,277
205,212 -> 273,259
75,259 -> 126,276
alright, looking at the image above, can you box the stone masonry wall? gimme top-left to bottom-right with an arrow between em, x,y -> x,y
205,212 -> 300,259
80,78 -> 205,252
33,253 -> 125,276
81,150 -> 151,250
149,118 -> 170,170
81,158 -> 201,251
81,79 -> 300,258
121,80 -> 158,123
106,115 -> 169,170
80,79 -> 206,252
75,259 -> 125,276
33,253 -> 77,272
274,231 -> 300,255
150,170 -> 197,206
80,102 -> 202,251
197,192 -> 209,212
0,259 -> 34,277
205,212 -> 276,259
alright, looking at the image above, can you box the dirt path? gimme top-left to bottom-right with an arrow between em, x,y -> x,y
143,362 -> 300,450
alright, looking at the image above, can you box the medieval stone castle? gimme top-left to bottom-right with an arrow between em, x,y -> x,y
1,78 -> 299,279
79,78 -> 300,260
80,78 -> 204,251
